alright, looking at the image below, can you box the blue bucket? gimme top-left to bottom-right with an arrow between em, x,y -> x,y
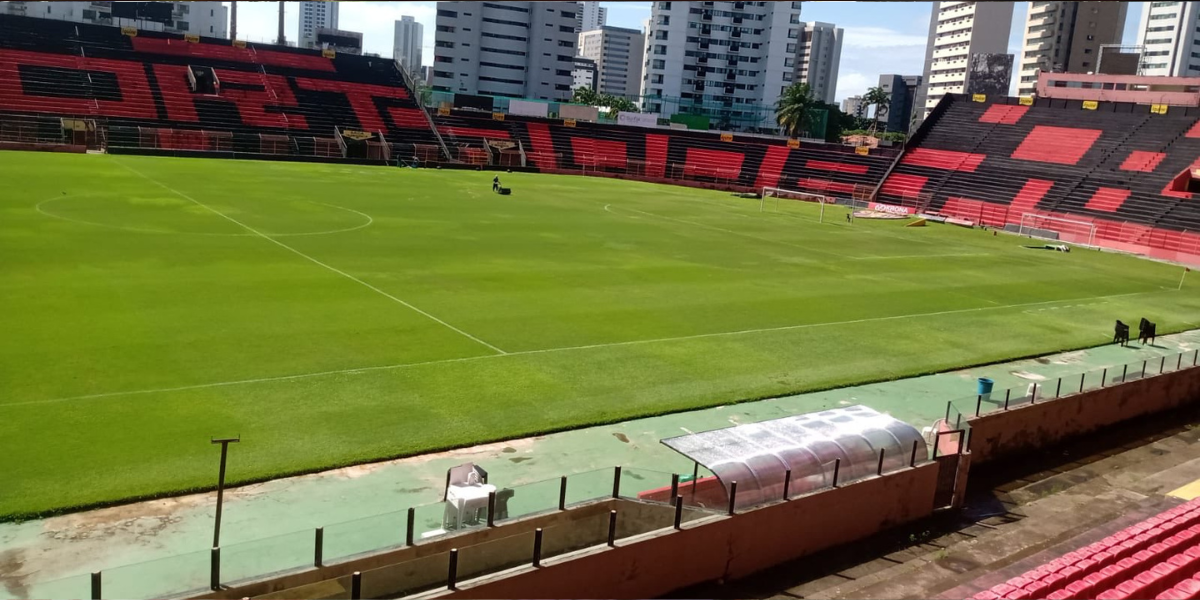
977,377 -> 994,396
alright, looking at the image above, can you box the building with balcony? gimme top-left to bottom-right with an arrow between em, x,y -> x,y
576,1 -> 605,33
431,1 -> 579,102
1,1 -> 227,38
842,95 -> 864,118
578,26 -> 645,100
1135,1 -> 1200,77
299,1 -> 338,50
795,21 -> 842,105
640,0 -> 804,131
1017,2 -> 1127,97
915,1 -> 1014,126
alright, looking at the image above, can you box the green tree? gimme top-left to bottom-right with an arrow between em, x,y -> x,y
863,86 -> 891,135
775,83 -> 815,137
571,87 -> 602,106
571,88 -> 638,118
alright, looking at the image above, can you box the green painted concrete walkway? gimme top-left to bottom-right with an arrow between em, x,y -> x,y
3,331 -> 1199,599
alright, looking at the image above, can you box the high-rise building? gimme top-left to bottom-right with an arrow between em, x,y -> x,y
641,0 -> 804,131
299,1 -> 339,50
394,15 -> 424,73
875,74 -> 922,134
578,26 -> 645,100
577,1 -> 606,33
1017,2 -> 1127,96
1136,1 -> 1200,76
795,21 -> 843,105
915,1 -> 1014,125
431,1 -> 579,101
1,1 -> 227,38
842,95 -> 865,118
573,56 -> 598,91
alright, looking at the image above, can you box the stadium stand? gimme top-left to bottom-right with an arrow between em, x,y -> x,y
970,498 -> 1200,600
0,13 -> 440,159
0,12 -> 893,197
428,107 -> 893,194
878,94 -> 1200,262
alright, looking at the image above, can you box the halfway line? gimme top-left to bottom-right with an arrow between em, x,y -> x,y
114,160 -> 507,355
5,288 -> 1166,409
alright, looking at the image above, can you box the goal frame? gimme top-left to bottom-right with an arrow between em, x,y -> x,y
760,186 -> 829,222
1019,213 -> 1097,247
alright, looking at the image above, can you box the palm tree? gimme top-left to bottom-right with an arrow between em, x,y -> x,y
775,83 -> 814,137
864,86 -> 891,137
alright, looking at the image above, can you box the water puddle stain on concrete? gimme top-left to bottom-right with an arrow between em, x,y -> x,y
612,433 -> 630,443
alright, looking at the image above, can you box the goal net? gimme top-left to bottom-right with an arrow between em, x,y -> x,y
761,187 -> 829,221
1019,213 -> 1097,247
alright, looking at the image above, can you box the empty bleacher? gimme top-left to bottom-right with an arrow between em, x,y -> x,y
879,94 -> 1200,259
0,13 -> 439,158
971,498 -> 1200,600
429,107 -> 895,194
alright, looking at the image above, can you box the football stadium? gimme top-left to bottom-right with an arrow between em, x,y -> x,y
5,2 -> 1200,600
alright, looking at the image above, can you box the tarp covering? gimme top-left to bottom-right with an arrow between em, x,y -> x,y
661,405 -> 928,509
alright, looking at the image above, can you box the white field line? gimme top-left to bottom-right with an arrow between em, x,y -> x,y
36,195 -> 374,237
114,160 -> 507,355
4,288 -> 1167,409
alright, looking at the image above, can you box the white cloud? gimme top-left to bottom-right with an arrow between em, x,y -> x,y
228,1 -> 436,58
833,26 -> 927,101
840,26 -> 927,50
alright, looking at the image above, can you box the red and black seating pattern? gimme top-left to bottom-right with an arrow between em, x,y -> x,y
0,13 -> 439,154
879,94 -> 1200,243
428,108 -> 894,192
972,498 -> 1200,600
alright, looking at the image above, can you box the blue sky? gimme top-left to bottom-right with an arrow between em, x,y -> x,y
232,2 -> 1147,101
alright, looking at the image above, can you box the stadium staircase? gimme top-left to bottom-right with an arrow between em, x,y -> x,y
877,94 -> 1200,261
971,498 -> 1200,600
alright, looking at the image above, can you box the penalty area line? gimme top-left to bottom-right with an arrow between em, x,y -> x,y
113,160 -> 507,356
5,288 -> 1168,409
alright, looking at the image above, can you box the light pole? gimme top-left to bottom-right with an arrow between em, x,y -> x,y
211,436 -> 240,548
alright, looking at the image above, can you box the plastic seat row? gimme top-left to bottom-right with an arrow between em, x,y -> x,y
973,498 -> 1200,600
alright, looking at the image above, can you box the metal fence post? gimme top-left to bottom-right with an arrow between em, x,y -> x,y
670,473 -> 679,501
1003,388 -> 1011,410
782,469 -> 792,500
1179,353 -> 1183,371
612,466 -> 621,499
832,458 -> 842,488
1122,364 -> 1128,382
1194,349 -> 1198,366
487,491 -> 496,527
975,395 -> 982,417
1056,378 -> 1062,397
532,528 -> 543,567
607,510 -> 618,546
1143,360 -> 1148,378
910,440 -> 919,466
1100,369 -> 1106,388
1161,356 -> 1166,374
673,495 -> 684,529
727,481 -> 738,516
558,476 -> 567,511
1080,372 -> 1086,393
877,448 -> 886,476
351,572 -> 362,600
314,527 -> 323,568
405,507 -> 415,546
1032,383 -> 1038,402
944,401 -> 951,422
210,547 -> 220,591
447,549 -> 458,590
91,572 -> 101,600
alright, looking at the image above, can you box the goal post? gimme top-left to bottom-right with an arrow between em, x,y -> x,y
760,186 -> 830,222
1019,213 -> 1097,247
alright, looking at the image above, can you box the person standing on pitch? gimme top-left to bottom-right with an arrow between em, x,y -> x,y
493,175 -> 500,192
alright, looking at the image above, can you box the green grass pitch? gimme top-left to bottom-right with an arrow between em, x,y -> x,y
2,151 -> 1199,520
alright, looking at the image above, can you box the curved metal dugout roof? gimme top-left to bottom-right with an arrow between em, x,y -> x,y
661,405 -> 928,510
